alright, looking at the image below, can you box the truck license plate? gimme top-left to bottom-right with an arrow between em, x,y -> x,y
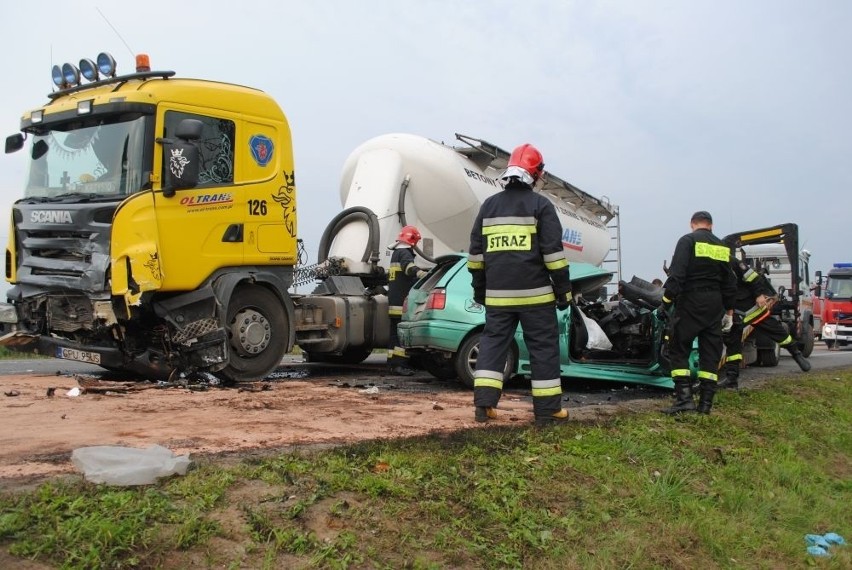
56,347 -> 101,364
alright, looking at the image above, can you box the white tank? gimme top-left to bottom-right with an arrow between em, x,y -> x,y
328,133 -> 616,271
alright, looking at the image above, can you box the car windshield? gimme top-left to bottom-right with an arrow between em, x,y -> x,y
826,277 -> 852,299
417,257 -> 462,291
23,113 -> 150,201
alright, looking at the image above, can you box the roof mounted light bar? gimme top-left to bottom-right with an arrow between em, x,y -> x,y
47,51 -> 174,99
52,51 -> 117,89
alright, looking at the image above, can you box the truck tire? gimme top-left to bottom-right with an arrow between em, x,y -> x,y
798,314 -> 815,357
825,339 -> 836,349
756,345 -> 779,367
454,332 -> 517,389
217,285 -> 288,383
799,321 -> 815,358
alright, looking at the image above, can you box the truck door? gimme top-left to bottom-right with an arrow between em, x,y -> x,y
153,108 -> 243,291
240,117 -> 298,266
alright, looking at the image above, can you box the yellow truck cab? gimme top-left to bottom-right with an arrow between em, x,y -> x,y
1,53 -> 298,381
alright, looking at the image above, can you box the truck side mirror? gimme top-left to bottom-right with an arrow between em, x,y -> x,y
160,119 -> 203,198
5,133 -> 24,154
814,271 -> 822,297
162,142 -> 200,197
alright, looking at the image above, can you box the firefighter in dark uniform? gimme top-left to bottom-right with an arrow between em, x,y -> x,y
717,256 -> 811,389
468,144 -> 572,425
387,225 -> 427,376
656,211 -> 737,414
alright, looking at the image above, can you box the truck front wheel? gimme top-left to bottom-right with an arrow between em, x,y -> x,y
217,286 -> 288,382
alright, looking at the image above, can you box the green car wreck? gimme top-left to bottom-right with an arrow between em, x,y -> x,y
399,254 -> 697,389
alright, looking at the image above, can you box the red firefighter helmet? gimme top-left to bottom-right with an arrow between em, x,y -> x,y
502,143 -> 545,185
396,225 -> 422,246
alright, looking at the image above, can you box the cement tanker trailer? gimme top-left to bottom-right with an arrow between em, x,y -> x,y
291,133 -> 618,363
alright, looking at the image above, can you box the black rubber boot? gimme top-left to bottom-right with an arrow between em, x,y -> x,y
788,348 -> 811,372
716,370 -> 739,390
474,406 -> 497,423
697,380 -> 717,414
534,409 -> 569,426
663,380 -> 695,415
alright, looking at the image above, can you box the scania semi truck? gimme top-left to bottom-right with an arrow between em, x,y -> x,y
1,53 -> 299,381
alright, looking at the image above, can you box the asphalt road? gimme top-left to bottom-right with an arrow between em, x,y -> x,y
1,344 -> 848,410
3,344 -> 849,377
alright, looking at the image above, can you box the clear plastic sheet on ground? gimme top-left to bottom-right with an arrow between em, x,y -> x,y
71,444 -> 192,486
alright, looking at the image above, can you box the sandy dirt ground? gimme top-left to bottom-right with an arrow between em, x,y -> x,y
3,344 -> 849,490
0,361 -> 667,490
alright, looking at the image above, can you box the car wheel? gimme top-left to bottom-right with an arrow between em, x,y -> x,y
454,332 -> 517,389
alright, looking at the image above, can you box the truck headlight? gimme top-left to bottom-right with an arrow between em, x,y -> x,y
822,324 -> 837,339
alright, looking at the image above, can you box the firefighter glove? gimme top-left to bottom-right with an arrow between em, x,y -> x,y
654,299 -> 673,321
721,313 -> 733,333
473,290 -> 485,306
556,292 -> 572,311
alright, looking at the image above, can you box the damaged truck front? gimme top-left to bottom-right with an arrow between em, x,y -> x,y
0,52 -> 299,382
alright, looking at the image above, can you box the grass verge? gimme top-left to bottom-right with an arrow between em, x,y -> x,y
1,370 -> 850,569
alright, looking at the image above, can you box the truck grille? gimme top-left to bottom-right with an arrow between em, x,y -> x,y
14,205 -> 112,293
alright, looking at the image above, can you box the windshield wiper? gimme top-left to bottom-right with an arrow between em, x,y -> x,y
48,192 -> 96,203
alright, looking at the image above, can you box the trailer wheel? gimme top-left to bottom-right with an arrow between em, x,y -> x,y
217,286 -> 288,382
454,332 -> 516,389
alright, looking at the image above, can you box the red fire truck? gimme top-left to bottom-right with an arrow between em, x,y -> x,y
813,263 -> 852,348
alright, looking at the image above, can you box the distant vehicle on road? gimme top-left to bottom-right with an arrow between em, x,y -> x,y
813,263 -> 852,348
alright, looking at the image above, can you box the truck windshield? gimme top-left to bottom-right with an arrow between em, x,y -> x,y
826,277 -> 852,299
23,114 -> 150,200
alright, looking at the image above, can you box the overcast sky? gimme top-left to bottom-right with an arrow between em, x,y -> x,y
1,0 -> 850,290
